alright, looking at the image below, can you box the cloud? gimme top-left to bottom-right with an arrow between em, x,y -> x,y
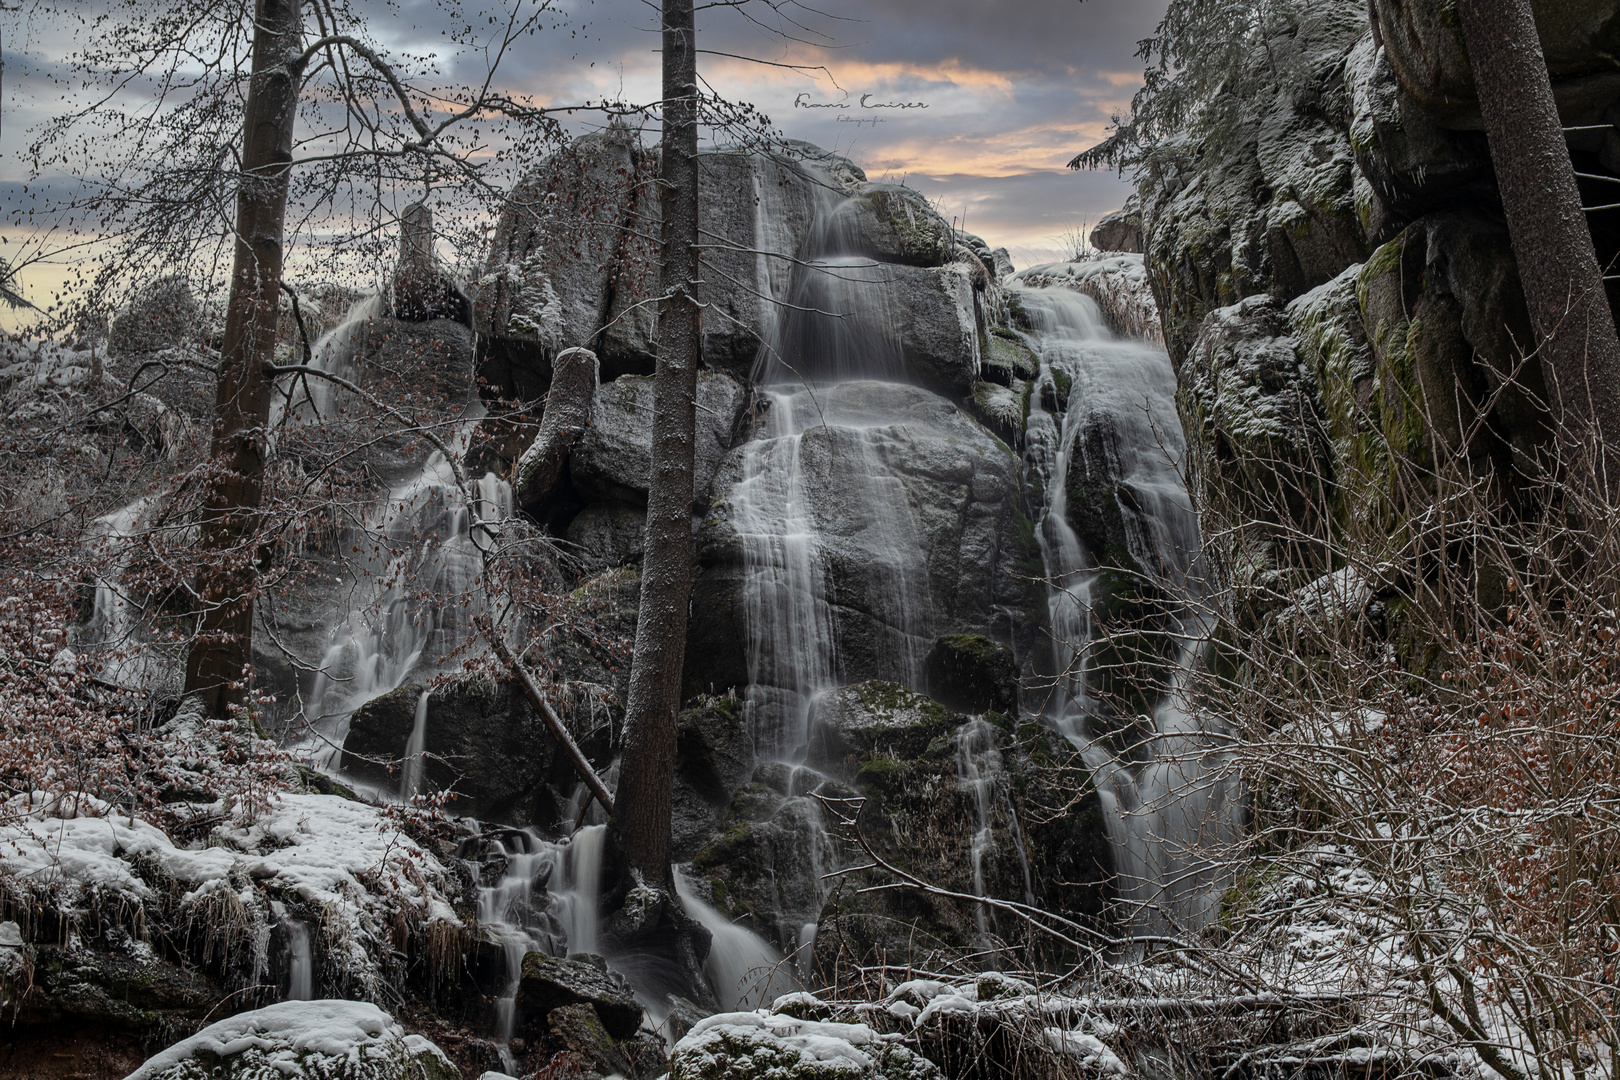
0,0 -> 1165,297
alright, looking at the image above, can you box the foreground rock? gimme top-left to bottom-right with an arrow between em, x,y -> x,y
671,1008 -> 940,1080
515,953 -> 643,1039
126,1000 -> 457,1080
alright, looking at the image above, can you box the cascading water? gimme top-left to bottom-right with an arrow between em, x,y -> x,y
673,870 -> 800,1010
955,718 -> 1002,937
1012,282 -> 1239,933
684,182 -> 943,989
284,920 -> 313,1001
73,495 -> 165,689
952,718 -> 1036,950
399,689 -> 430,803
474,824 -> 606,1069
730,385 -> 935,758
280,298 -> 512,770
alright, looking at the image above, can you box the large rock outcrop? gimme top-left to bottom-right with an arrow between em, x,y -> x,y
1138,0 -> 1620,592
476,134 -> 994,407
686,381 -> 1037,699
476,137 -> 865,393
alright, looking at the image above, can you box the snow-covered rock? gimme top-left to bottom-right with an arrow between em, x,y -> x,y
670,1008 -> 940,1080
0,790 -> 461,995
126,999 -> 457,1080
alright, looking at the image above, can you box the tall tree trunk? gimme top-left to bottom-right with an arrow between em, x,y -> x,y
183,0 -> 304,715
1458,0 -> 1620,484
610,0 -> 699,889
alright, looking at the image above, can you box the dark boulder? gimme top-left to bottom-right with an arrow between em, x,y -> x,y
516,952 -> 644,1039
923,634 -> 1017,715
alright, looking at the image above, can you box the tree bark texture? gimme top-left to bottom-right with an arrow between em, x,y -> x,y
1458,0 -> 1620,481
611,0 -> 699,888
183,0 -> 304,715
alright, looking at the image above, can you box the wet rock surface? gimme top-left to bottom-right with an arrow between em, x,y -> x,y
691,382 -> 1030,698
515,953 -> 643,1039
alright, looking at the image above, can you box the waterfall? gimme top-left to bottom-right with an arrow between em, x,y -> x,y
730,385 -> 934,759
73,495 -> 163,689
474,824 -> 606,1069
953,717 -> 1035,945
554,824 -> 606,956
1012,281 -> 1239,934
284,920 -> 313,1001
752,188 -> 907,388
399,689 -> 430,804
673,870 -> 800,1010
304,452 -> 504,763
280,300 -> 510,768
955,719 -> 1002,937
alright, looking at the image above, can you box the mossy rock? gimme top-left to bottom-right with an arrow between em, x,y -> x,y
922,634 -> 1017,714
516,952 -> 643,1039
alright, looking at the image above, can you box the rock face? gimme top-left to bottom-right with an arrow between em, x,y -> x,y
922,634 -> 1018,714
1371,0 -> 1620,129
476,132 -> 998,406
1090,199 -> 1144,253
688,381 -> 1038,700
891,264 -> 982,398
571,370 -> 749,505
842,183 -> 958,266
342,679 -> 603,828
1181,293 -> 1332,532
684,681 -> 1111,971
477,137 -> 865,395
1136,0 -> 1620,603
476,124 -> 645,398
514,347 -> 599,516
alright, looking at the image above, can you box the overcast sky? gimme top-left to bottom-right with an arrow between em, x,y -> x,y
0,0 -> 1163,309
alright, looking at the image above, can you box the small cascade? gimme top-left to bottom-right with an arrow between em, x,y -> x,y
673,871 -> 800,1010
752,188 -> 908,388
399,689 -> 430,804
74,496 -> 163,689
953,718 -> 1036,943
473,824 -> 606,1069
1013,280 -> 1239,934
284,920 -> 313,1001
955,718 -> 1001,937
305,453 -> 506,761
553,824 -> 606,956
478,830 -> 553,1071
272,295 -> 509,768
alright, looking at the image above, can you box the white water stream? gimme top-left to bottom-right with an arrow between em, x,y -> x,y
279,299 -> 512,774
284,919 -> 313,1001
1013,283 -> 1239,934
475,824 -> 606,1069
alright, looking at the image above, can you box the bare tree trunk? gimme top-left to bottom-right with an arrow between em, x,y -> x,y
1458,0 -> 1620,484
183,0 -> 304,715
610,0 -> 700,889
